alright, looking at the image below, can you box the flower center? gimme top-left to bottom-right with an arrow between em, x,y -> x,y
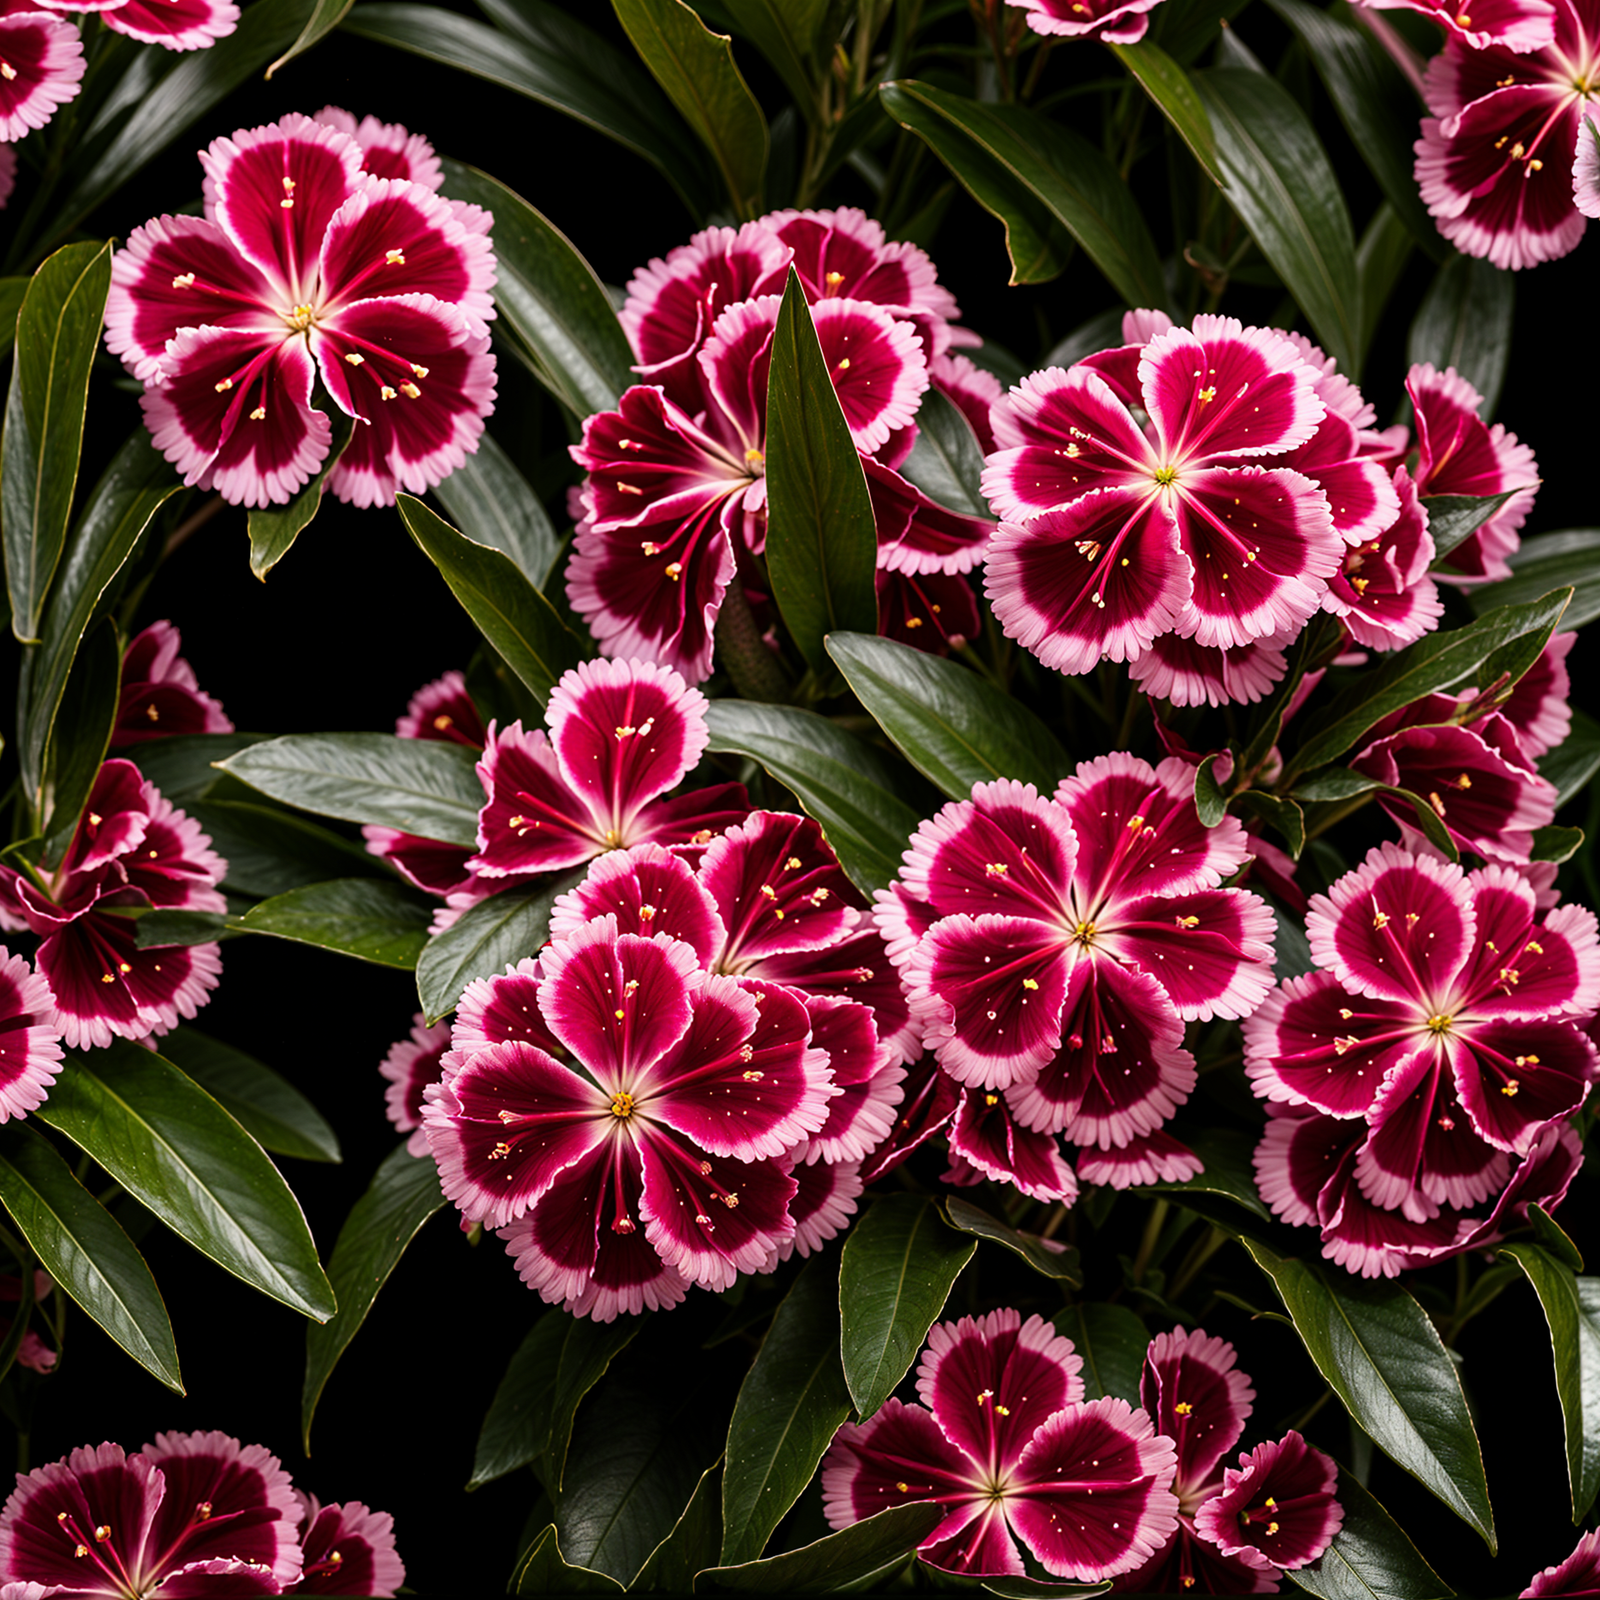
1426,1013 -> 1453,1034
1151,463 -> 1180,487
744,446 -> 765,475
610,1091 -> 637,1119
1072,920 -> 1098,948
282,303 -> 317,332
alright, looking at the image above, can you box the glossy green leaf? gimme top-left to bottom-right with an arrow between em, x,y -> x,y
1531,824 -> 1584,864
1424,489 -> 1521,566
1542,707 -> 1600,809
37,618 -> 120,863
3,241 -> 113,643
36,1044 -> 335,1323
880,81 -> 1168,305
218,732 -> 485,846
1530,1203 -> 1585,1274
0,278 -> 28,360
943,1196 -> 1082,1283
697,1501 -> 941,1592
1286,1468 -> 1454,1600
718,0 -> 827,118
398,493 -> 583,705
348,3 -> 715,215
266,0 -> 351,74
1290,588 -> 1573,774
704,700 -> 921,897
541,1314 -> 644,1494
437,159 -> 636,416
512,1525 -> 625,1594
246,414 -> 352,580
634,1463 -> 720,1592
1194,68 -> 1362,377
131,910 -> 233,950
896,385 -> 989,518
721,1251 -> 852,1566
0,1124 -> 180,1392
763,270 -> 878,672
430,429 -> 560,586
1243,1239 -> 1495,1546
1194,752 -> 1227,827
415,873 -> 576,1025
130,731 -> 271,804
1289,769 -> 1454,857
613,0 -> 767,217
238,878 -> 432,969
1469,532 -> 1600,631
18,429 -> 178,823
1407,252 -> 1515,418
1053,1303 -> 1148,1406
1107,39 -> 1225,189
1231,788 -> 1307,859
840,1193 -> 976,1420
302,1142 -> 444,1447
1500,1246 -> 1600,1522
1266,0 -> 1445,264
469,1314 -> 569,1489
1356,204 -> 1416,369
183,799 -> 383,898
157,1028 -> 339,1164
827,631 -> 1072,799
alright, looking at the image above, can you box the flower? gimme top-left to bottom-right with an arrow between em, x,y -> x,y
378,1014 -> 452,1156
0,950 -> 62,1123
1005,0 -> 1169,43
1193,1432 -> 1343,1572
1319,467 -> 1443,651
0,9 -> 84,141
287,1497 -> 404,1596
32,0 -> 237,50
1577,103 -> 1600,211
821,1308 -> 1180,1579
104,112 -> 497,508
1353,0 -> 1555,53
1523,1525 -> 1600,1595
109,620 -> 233,748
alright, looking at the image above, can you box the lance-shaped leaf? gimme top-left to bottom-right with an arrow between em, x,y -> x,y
613,0 -> 768,218
1542,708 -> 1600,810
266,0 -> 351,74
1500,1245 -> 1600,1523
540,1313 -> 643,1494
131,731 -> 269,804
897,386 -> 989,518
827,631 -> 1070,800
302,1141 -> 444,1447
35,1044 -> 335,1324
840,1193 -> 976,1421
470,1314 -> 569,1489
1425,490 -> 1520,566
1291,768 -> 1457,859
430,428 -> 560,586
1107,39 -> 1225,189
1053,1303 -> 1148,1406
440,159 -> 637,417
218,732 -> 485,846
703,700 -> 923,897
1469,533 -> 1600,632
512,1525 -> 625,1594
763,270 -> 878,673
0,1124 -> 180,1392
238,878 -> 433,970
1407,252 -> 1514,418
1286,1467 -> 1454,1600
717,0 -> 828,120
1194,67 -> 1362,378
183,799 -> 384,899
1243,1239 -> 1495,1547
416,872 -> 577,1026
943,1196 -> 1081,1283
1530,1203 -> 1585,1273
633,1464 -> 720,1594
158,1027 -> 339,1164
697,1501 -> 943,1593
38,618 -> 120,863
1289,588 -> 1572,774
0,279 -> 27,360
399,494 -> 583,706
721,1250 -> 853,1566
246,413 -> 352,580
880,80 -> 1168,306
3,241 -> 113,643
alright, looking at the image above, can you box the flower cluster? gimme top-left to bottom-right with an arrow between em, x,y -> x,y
0,1430 -> 402,1596
106,110 -> 497,508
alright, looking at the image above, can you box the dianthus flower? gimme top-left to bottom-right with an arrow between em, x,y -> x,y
821,1308 -> 1180,1580
109,620 -> 232,749
0,950 -> 63,1123
0,7 -> 84,140
30,0 -> 236,50
1005,0 -> 1168,42
378,1014 -> 451,1156
287,1495 -> 404,1596
1523,1526 -> 1600,1595
1353,0 -> 1555,53
1415,0 -> 1600,268
104,111 -> 496,508
1193,1433 -> 1343,1574
0,761 -> 226,1050
1319,466 -> 1443,650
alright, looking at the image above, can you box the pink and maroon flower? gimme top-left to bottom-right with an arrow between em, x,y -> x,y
287,1497 -> 403,1596
1005,0 -> 1169,43
1193,1432 -> 1342,1573
822,1308 -> 1180,1580
109,620 -> 233,748
1320,466 -> 1443,650
1354,0 -> 1555,53
1577,103 -> 1600,211
104,112 -> 496,508
0,950 -> 62,1124
0,9 -> 84,140
379,1014 -> 452,1157
1523,1526 -> 1600,1595
311,106 -> 443,193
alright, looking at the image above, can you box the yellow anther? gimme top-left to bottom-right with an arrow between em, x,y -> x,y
1174,1401 -> 1193,1414
1022,978 -> 1039,990
380,385 -> 398,400
1373,910 -> 1390,928
345,351 -> 365,365
664,562 -> 683,581
171,272 -> 196,289
250,405 -> 266,421
610,1091 -> 636,1118
385,248 -> 406,265
214,378 -> 233,393
399,381 -> 421,399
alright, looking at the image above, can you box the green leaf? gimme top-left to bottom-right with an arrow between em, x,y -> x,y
1469,531 -> 1600,631
763,270 -> 878,673
1265,0 -> 1446,265
1290,588 -> 1573,774
438,159 -> 637,416
245,413 -> 353,580
1531,824 -> 1585,865
634,1463 -> 721,1592
430,429 -> 560,586
37,617 -> 120,863
19,429 -> 179,824
840,1193 -> 976,1421
721,1250 -> 853,1566
1053,1303 -> 1148,1406
266,0 -> 352,75
415,873 -> 576,1025
469,1314 -> 569,1489
697,1501 -> 942,1592
302,1142 -> 444,1448
1194,752 -> 1227,828
0,1124 -> 180,1392
0,277 -> 28,360
184,799 -> 383,898
1424,489 -> 1521,566
398,493 -> 583,705
36,1044 -> 335,1323
133,909 -> 233,950
1285,1467 -> 1454,1600
128,731 -> 272,805
541,1314 -> 644,1494
348,2 -> 715,216
942,1196 -> 1082,1283
512,1524 -> 626,1594
1500,1246 -> 1600,1522
238,878 -> 433,969
1243,1239 -> 1495,1547
1289,769 -> 1455,859
1542,707 -> 1600,809
703,700 -> 921,897
1107,39 -> 1225,189
717,0 -> 827,119
879,81 -> 1169,305
1407,252 -> 1514,418
1193,67 -> 1362,378
218,732 -> 485,846
1356,204 -> 1416,370
896,385 -> 989,518
157,1028 -> 339,1164
3,241 -> 114,643
1530,1202 -> 1585,1273
827,631 -> 1072,800
613,0 -> 768,217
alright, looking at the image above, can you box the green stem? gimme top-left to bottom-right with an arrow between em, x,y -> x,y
1130,1198 -> 1169,1285
1168,1226 -> 1228,1301
713,581 -> 792,703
